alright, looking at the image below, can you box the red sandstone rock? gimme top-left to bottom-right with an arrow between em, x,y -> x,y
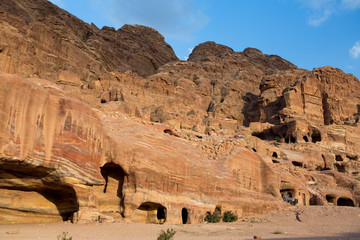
0,0 -> 359,226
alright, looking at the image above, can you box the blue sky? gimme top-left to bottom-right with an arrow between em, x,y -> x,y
50,0 -> 360,79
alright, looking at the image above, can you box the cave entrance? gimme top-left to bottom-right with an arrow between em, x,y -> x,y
39,186 -> 79,221
157,206 -> 166,223
335,155 -> 343,162
334,163 -> 346,173
280,189 -> 295,198
272,152 -> 278,158
285,135 -> 297,144
182,208 -> 189,224
326,195 -> 336,205
337,197 -> 355,207
100,162 -> 126,216
311,130 -> 322,143
309,195 -> 319,205
0,162 -> 79,223
134,202 -> 167,224
292,161 -> 303,167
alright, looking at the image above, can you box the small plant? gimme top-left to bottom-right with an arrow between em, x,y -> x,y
57,232 -> 72,240
204,212 -> 221,223
222,211 -> 238,222
274,136 -> 282,142
157,228 -> 176,240
273,230 -> 284,234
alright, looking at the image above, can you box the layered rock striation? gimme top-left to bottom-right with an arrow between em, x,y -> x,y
0,0 -> 359,225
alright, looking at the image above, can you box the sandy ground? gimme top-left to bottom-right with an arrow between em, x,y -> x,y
1,206 -> 360,240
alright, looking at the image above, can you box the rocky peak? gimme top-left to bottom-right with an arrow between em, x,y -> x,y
1,0 -> 360,227
242,47 -> 297,72
188,41 -> 234,61
0,0 -> 178,79
243,47 -> 263,56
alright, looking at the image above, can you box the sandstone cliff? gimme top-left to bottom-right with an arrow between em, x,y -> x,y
0,0 -> 359,225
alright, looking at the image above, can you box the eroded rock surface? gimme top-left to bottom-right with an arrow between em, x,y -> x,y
0,0 -> 359,225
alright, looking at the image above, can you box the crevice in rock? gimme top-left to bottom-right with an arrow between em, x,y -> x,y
334,163 -> 346,172
242,93 -> 260,127
322,92 -> 333,125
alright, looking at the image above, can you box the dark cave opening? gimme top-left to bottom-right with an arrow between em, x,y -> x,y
309,195 -> 320,205
137,202 -> 167,224
335,155 -> 343,162
157,206 -> 166,223
311,130 -> 322,143
39,186 -> 79,221
100,162 -> 126,216
292,161 -> 303,167
326,195 -> 336,205
285,135 -> 297,143
337,197 -> 355,207
0,162 -> 79,222
334,163 -> 346,173
182,207 -> 189,224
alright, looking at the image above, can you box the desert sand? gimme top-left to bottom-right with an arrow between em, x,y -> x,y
1,206 -> 360,240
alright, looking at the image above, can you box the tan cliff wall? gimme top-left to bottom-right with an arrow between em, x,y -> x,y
0,73 -> 283,224
0,0 -> 360,226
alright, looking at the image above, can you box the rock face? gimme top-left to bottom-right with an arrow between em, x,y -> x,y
0,0 -> 360,225
0,73 -> 281,224
0,0 -> 178,81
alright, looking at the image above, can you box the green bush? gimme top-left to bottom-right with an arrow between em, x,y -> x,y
57,232 -> 72,240
222,211 -> 238,222
157,228 -> 176,240
204,212 -> 221,223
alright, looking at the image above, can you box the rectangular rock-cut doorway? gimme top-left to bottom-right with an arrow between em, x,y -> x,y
95,162 -> 126,218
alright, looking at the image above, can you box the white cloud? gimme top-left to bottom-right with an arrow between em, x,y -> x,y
341,0 -> 360,9
90,0 -> 209,41
350,41 -> 360,59
296,0 -> 360,26
308,9 -> 333,26
298,0 -> 336,10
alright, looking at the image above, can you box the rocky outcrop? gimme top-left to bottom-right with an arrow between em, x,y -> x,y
0,0 -> 360,226
0,0 -> 178,83
0,73 -> 283,224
